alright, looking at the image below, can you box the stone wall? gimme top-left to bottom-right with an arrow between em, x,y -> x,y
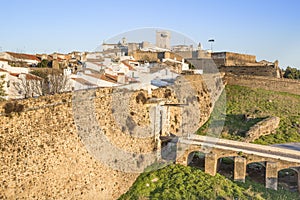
219,65 -> 280,78
130,51 -> 184,62
0,92 -> 141,199
225,74 -> 300,96
0,75 -> 216,199
130,50 -> 159,62
244,116 -> 280,142
211,52 -> 256,66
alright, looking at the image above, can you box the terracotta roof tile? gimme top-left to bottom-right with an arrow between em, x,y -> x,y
121,61 -> 135,70
6,52 -> 40,62
71,78 -> 97,86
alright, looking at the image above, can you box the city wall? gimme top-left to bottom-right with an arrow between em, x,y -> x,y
211,52 -> 257,66
220,65 -> 280,78
0,75 -> 216,199
130,50 -> 184,62
0,91 -> 142,199
225,74 -> 300,96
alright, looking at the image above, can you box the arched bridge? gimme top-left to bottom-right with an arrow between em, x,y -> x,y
174,135 -> 300,192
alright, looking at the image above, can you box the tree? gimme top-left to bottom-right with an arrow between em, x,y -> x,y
283,66 -> 300,79
12,69 -> 70,99
48,70 -> 69,94
12,74 -> 43,98
0,74 -> 6,100
30,69 -> 69,94
36,59 -> 50,68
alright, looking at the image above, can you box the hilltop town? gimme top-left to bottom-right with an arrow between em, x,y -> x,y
1,30 -> 299,200
0,30 -> 281,100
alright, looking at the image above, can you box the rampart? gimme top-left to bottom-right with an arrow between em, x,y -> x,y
0,75 -> 218,199
0,91 -> 142,199
225,74 -> 300,95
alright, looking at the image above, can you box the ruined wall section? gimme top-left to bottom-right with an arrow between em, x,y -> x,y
245,116 -> 280,143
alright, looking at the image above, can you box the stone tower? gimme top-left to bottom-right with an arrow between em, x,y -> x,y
156,30 -> 171,49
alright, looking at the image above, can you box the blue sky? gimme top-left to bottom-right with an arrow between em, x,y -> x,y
0,0 -> 299,68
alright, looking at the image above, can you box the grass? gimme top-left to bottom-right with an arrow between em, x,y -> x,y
197,85 -> 300,145
119,85 -> 300,200
119,164 -> 300,200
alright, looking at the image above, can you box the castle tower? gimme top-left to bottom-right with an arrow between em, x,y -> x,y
121,37 -> 127,45
156,30 -> 171,49
198,42 -> 202,50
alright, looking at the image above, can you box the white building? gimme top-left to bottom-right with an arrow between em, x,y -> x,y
0,52 -> 40,66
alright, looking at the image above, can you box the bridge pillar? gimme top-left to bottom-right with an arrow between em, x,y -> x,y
294,167 -> 300,194
175,142 -> 189,166
298,169 -> 300,194
205,153 -> 217,176
234,156 -> 246,182
266,162 -> 278,190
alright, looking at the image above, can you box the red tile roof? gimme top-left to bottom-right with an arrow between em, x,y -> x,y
0,68 -> 8,72
0,58 -> 9,62
121,61 -> 135,70
9,73 -> 19,77
85,73 -> 117,84
6,52 -> 40,62
103,73 -> 118,83
71,78 -> 97,86
25,73 -> 43,80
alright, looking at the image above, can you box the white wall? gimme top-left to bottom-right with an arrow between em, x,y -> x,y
0,71 -> 27,99
0,61 -> 29,74
85,62 -> 102,71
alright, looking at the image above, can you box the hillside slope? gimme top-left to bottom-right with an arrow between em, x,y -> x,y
119,164 -> 299,200
198,85 -> 300,145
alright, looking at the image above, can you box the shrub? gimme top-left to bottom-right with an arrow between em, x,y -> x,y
3,101 -> 24,115
136,92 -> 147,104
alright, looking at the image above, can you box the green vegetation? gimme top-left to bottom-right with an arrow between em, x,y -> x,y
3,101 -> 24,116
0,74 -> 6,100
37,59 -> 50,68
119,164 -> 299,200
283,66 -> 300,79
198,85 -> 300,145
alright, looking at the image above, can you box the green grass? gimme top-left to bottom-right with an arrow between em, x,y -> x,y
197,85 -> 300,145
119,85 -> 300,200
119,164 -> 300,200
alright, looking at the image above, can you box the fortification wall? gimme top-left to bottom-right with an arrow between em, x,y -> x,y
130,51 -> 184,62
220,65 -> 280,78
0,91 -> 142,199
211,52 -> 256,65
225,52 -> 256,65
130,51 -> 159,62
0,75 -> 216,199
225,74 -> 300,95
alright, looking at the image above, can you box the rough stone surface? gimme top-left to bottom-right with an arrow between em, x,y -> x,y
245,116 -> 280,142
0,75 -> 218,199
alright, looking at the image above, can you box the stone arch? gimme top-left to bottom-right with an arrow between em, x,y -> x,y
187,151 -> 205,170
217,156 -> 234,179
246,161 -> 266,185
278,167 -> 299,193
